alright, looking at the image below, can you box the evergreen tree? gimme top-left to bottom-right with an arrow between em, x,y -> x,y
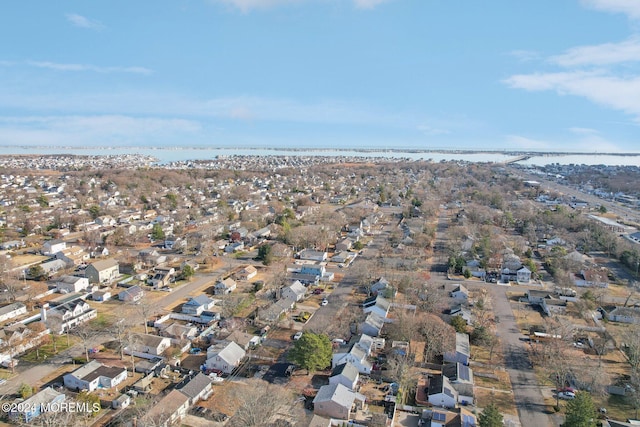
563,391 -> 597,427
288,332 -> 332,374
478,403 -> 503,427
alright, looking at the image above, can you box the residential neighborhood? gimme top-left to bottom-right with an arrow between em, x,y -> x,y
0,154 -> 639,427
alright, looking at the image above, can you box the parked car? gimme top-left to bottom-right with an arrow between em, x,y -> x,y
189,348 -> 202,354
293,331 -> 304,341
558,391 -> 575,400
313,288 -> 324,295
321,298 -> 328,306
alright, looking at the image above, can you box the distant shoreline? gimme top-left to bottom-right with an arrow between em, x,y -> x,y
4,145 -> 640,156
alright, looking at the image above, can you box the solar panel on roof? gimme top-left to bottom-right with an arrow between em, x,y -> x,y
459,365 -> 470,381
433,412 -> 446,421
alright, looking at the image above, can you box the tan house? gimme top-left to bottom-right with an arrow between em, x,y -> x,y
85,258 -> 119,284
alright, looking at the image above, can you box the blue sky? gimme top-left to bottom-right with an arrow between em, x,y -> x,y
1,0 -> 639,152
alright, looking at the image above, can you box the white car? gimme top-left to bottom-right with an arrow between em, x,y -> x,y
321,299 -> 328,306
293,331 -> 303,340
209,373 -> 224,383
558,391 -> 575,400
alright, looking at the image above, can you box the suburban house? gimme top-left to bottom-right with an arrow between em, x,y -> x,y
224,330 -> 260,350
575,268 -> 609,288
362,295 -> 391,318
205,341 -> 246,374
42,239 -> 66,256
450,304 -> 473,325
55,246 -> 90,266
517,267 -> 532,284
236,265 -> 257,281
63,360 -> 127,392
300,263 -> 326,279
214,278 -> 237,295
415,374 -> 458,409
444,333 -> 470,366
55,275 -> 90,294
148,267 -> 175,289
91,289 -> 112,302
85,258 -> 120,284
313,383 -> 366,420
442,362 -> 475,405
332,342 -> 373,374
448,284 -> 469,302
360,312 -> 385,337
526,289 -> 567,316
182,295 -> 216,316
159,323 -> 198,340
419,408 -> 478,427
607,307 -> 640,324
258,298 -> 296,323
43,301 -> 97,334
281,280 -> 307,302
142,389 -> 190,427
335,237 -> 354,252
368,277 -> 396,298
298,249 -> 327,262
176,372 -> 213,405
127,333 -> 172,357
329,362 -> 360,390
9,386 -> 66,423
119,285 -> 144,303
0,302 -> 27,323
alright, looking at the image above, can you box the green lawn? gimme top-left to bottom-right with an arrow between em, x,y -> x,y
21,335 -> 79,363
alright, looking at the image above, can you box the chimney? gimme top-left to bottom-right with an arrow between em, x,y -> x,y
40,303 -> 50,322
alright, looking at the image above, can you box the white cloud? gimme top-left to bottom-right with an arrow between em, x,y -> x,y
568,127 -> 599,135
504,71 -> 640,119
508,50 -> 541,62
581,0 -> 640,20
27,61 -> 152,75
550,37 -> 640,67
65,13 -> 105,30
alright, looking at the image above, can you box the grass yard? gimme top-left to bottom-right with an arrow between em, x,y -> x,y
21,335 -> 79,363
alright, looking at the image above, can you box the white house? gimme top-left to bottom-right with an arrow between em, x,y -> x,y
332,345 -> 372,375
182,295 -> 216,316
427,374 -> 458,409
176,372 -> 213,405
0,303 -> 27,323
299,249 -> 327,262
329,362 -> 359,390
448,284 -> 469,302
126,333 -> 172,357
281,280 -> 306,302
55,275 -> 90,294
63,360 -> 127,392
119,285 -> 144,303
236,265 -> 257,281
205,341 -> 246,374
517,267 -> 532,284
143,389 -> 190,427
362,295 -> 390,318
43,301 -> 97,334
42,239 -> 66,256
214,278 -> 237,295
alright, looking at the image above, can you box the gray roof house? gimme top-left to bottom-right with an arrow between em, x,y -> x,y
176,372 -> 213,405
313,383 -> 366,420
63,360 -> 127,392
205,341 -> 246,374
281,280 -> 306,302
182,294 -> 215,316
329,362 -> 360,390
214,278 -> 237,295
360,312 -> 385,337
444,333 -> 470,366
85,258 -> 119,284
362,295 -> 390,318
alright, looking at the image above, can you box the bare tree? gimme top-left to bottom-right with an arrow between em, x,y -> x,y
227,379 -> 306,427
